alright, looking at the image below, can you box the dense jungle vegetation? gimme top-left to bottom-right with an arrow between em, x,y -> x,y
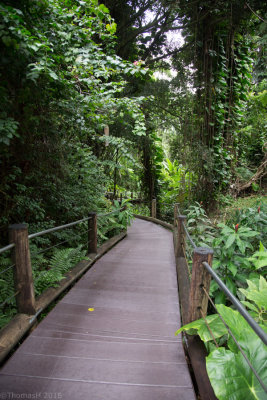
0,0 -> 266,233
0,1 -> 266,399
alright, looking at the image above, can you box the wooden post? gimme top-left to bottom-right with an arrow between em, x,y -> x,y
175,215 -> 186,258
189,247 -> 213,322
104,124 -> 109,147
88,212 -> 97,254
9,224 -> 36,315
174,203 -> 179,226
151,198 -> 156,218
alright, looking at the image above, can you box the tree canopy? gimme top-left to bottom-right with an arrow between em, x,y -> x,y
0,0 -> 266,236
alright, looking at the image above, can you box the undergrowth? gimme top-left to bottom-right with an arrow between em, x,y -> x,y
0,203 -> 133,330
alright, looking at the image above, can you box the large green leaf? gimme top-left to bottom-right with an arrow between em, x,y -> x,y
226,234 -> 236,248
176,314 -> 228,342
207,348 -> 267,400
216,305 -> 266,359
239,276 -> 267,317
248,244 -> 267,269
206,305 -> 267,400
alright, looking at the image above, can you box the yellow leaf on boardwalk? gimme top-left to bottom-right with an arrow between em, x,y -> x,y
88,308 -> 94,312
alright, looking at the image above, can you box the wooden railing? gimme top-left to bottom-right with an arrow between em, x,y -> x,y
173,203 -> 267,397
0,208 -> 126,363
136,199 -> 267,398
1,199 -> 266,395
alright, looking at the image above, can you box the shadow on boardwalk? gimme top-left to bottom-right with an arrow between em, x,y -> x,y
0,219 -> 195,400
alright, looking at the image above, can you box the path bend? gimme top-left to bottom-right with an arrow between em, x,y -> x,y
0,218 -> 195,400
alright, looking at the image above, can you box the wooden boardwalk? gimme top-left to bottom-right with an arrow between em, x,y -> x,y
0,219 -> 195,400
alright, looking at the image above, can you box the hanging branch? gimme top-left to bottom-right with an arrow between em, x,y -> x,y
245,3 -> 266,22
236,153 -> 267,193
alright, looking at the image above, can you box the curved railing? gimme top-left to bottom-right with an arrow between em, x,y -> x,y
172,203 -> 267,394
132,197 -> 267,394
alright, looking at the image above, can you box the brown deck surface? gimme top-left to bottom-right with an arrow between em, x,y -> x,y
0,219 -> 195,400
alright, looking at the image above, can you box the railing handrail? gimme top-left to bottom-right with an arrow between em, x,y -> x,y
28,216 -> 92,240
174,211 -> 267,345
202,261 -> 267,345
0,243 -> 15,255
0,208 -> 125,253
182,221 -> 197,249
173,205 -> 267,394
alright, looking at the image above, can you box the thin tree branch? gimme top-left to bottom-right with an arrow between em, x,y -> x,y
117,0 -> 154,33
146,40 -> 194,64
245,2 -> 266,22
118,14 -> 163,51
142,12 -> 173,60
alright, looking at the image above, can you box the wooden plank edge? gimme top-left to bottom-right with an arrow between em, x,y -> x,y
0,230 -> 127,365
173,230 -> 217,400
175,256 -> 190,326
134,214 -> 173,230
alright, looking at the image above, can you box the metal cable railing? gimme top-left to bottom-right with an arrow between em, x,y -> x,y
182,221 -> 197,249
28,216 -> 92,240
0,290 -> 20,309
0,208 -> 125,325
173,204 -> 267,394
202,286 -> 267,393
202,261 -> 267,345
0,207 -> 125,255
0,264 -> 15,275
31,228 -> 92,258
175,210 -> 267,345
0,243 -> 15,255
0,217 -> 93,256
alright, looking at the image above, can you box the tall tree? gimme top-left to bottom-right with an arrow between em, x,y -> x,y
0,0 -> 148,239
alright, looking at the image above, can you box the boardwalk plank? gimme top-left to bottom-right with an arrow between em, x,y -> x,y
0,219 -> 196,400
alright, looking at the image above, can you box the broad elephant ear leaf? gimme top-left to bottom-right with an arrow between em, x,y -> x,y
215,304 -> 267,359
206,305 -> 267,400
206,348 -> 267,400
176,314 -> 228,342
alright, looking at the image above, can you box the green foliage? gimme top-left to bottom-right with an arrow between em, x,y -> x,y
239,276 -> 267,324
184,202 -> 216,255
33,245 -> 87,296
160,159 -> 196,205
177,301 -> 267,400
0,243 -> 88,330
179,201 -> 266,306
238,81 -> 267,168
207,346 -> 266,400
0,0 -> 150,238
0,257 -> 16,329
215,224 -> 259,255
132,203 -> 150,217
97,201 -> 133,244
226,204 -> 267,247
206,304 -> 267,400
158,159 -> 197,221
248,242 -> 267,271
113,199 -> 134,227
211,223 -> 260,302
176,314 -> 227,343
171,0 -> 267,199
